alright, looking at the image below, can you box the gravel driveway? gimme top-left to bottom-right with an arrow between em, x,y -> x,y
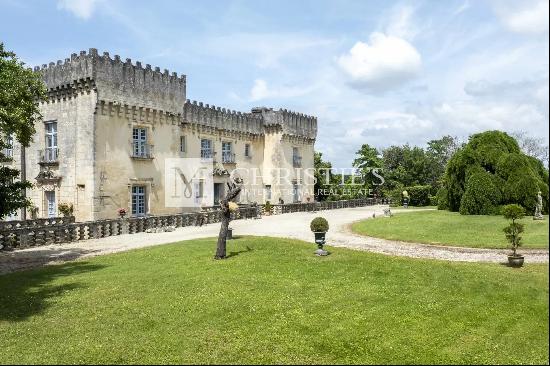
1,205 -> 548,274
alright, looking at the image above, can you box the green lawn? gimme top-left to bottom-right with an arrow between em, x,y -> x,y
1,236 -> 548,364
352,210 -> 549,249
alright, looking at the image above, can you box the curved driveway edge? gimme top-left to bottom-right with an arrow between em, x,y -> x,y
1,205 -> 548,274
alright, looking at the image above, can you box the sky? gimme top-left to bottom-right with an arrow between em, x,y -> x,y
1,0 -> 548,168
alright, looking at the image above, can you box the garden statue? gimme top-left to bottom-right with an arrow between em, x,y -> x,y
534,191 -> 544,220
214,178 -> 243,259
402,190 -> 409,208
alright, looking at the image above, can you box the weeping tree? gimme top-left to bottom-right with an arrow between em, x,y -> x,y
214,179 -> 242,259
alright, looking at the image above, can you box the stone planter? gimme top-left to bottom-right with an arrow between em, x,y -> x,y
313,231 -> 328,256
508,255 -> 524,268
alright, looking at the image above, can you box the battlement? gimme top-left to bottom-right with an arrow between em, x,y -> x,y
183,100 -> 264,135
36,48 -> 186,114
252,107 -> 317,140
183,101 -> 317,140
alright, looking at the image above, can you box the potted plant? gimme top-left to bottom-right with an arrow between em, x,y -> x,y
118,207 -> 127,219
58,202 -> 74,217
503,204 -> 526,267
310,217 -> 329,256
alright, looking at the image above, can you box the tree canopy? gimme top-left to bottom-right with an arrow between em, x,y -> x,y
441,130 -> 549,215
0,43 -> 46,219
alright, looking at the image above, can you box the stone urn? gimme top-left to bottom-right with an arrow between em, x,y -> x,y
310,217 -> 329,256
313,232 -> 328,255
508,255 -> 525,268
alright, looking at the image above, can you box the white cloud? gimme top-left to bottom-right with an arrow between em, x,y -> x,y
57,0 -> 99,20
337,32 -> 422,92
492,0 -> 549,34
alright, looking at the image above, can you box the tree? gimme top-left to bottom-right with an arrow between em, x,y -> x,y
352,144 -> 383,194
381,144 -> 433,190
442,130 -> 549,215
511,131 -> 549,167
214,179 -> 243,259
313,151 -> 333,201
0,43 -> 46,219
426,135 -> 461,186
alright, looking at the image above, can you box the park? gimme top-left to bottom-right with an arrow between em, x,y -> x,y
1,1 -> 549,364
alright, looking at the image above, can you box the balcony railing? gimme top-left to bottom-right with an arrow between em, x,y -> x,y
293,155 -> 302,168
222,152 -> 236,164
38,148 -> 59,164
131,142 -> 154,159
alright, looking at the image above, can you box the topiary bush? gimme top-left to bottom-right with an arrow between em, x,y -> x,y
310,217 -> 329,232
441,130 -> 549,215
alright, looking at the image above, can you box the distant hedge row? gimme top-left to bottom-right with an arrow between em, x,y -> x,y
437,131 -> 549,215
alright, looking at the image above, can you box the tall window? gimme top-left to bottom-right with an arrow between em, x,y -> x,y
292,147 -> 301,167
3,134 -> 13,158
244,143 -> 251,158
180,136 -> 186,153
132,186 -> 146,216
200,139 -> 213,159
45,121 -> 58,162
133,128 -> 147,157
222,141 -> 233,163
45,191 -> 56,218
293,183 -> 300,203
265,185 -> 272,200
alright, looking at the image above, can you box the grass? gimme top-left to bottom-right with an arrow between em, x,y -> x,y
352,210 -> 549,249
1,236 -> 548,364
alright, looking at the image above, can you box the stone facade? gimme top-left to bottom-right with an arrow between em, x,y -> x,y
3,48 -> 317,221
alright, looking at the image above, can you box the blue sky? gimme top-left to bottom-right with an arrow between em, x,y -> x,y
1,0 -> 548,168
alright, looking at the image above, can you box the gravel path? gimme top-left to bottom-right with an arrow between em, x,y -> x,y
1,205 -> 548,274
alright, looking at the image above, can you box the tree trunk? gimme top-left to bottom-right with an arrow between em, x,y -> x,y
214,180 -> 242,260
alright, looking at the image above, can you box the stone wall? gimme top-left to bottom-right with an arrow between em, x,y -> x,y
37,48 -> 186,115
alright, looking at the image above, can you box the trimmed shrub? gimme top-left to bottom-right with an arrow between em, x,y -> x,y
310,217 -> 329,232
459,171 -> 502,215
403,185 -> 432,206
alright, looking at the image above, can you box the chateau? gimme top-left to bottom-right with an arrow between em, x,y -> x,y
4,49 -> 317,222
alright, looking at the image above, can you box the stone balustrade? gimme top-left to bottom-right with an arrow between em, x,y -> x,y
0,208 -> 256,250
0,216 -> 75,231
0,199 -> 378,250
263,198 -> 376,215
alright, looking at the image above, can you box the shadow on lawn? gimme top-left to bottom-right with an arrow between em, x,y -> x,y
0,261 -> 106,321
227,246 -> 253,258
